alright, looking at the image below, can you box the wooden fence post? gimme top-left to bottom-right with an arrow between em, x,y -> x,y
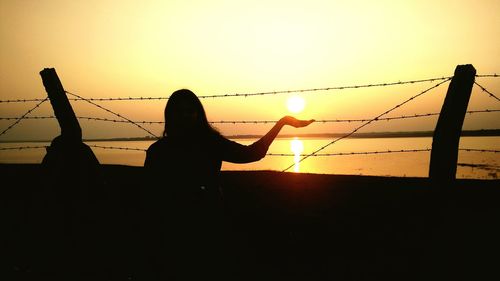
429,64 -> 476,183
39,68 -> 99,171
40,68 -> 81,141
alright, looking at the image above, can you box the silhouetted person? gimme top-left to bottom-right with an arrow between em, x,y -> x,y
141,89 -> 313,280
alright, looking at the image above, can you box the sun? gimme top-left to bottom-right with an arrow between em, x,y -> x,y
286,95 -> 305,113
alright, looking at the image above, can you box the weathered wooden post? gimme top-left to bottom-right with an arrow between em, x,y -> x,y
40,68 -> 82,141
39,67 -> 99,174
429,64 -> 476,183
38,69 -> 104,274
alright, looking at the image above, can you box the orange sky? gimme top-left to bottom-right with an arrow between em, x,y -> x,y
0,0 -> 499,141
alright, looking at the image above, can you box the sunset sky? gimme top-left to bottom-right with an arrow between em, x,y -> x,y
1,0 -> 499,141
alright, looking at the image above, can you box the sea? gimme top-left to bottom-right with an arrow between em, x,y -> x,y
1,136 -> 498,180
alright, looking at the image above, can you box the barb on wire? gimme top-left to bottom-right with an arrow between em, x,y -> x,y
65,91 -> 159,138
0,76 -> 452,103
282,78 -> 452,172
0,98 -> 48,138
474,82 -> 500,102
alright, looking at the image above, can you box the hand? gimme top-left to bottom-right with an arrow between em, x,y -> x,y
280,116 -> 315,128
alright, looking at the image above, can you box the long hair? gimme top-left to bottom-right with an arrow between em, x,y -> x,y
163,89 -> 219,138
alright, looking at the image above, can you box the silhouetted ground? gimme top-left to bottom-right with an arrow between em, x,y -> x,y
2,164 -> 499,281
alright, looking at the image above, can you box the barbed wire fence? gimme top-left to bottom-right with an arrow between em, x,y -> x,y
280,75 -> 500,172
1,74 -> 499,176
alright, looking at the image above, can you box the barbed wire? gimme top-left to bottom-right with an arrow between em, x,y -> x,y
457,163 -> 500,170
458,148 -> 500,153
0,96 -> 170,103
282,78 -> 452,172
87,144 -> 147,151
0,98 -> 48,138
271,148 -> 500,156
0,76 -> 452,104
65,91 -> 159,138
0,145 -> 47,151
0,115 -> 56,121
0,115 -> 162,124
197,77 -> 452,99
2,73 -> 498,104
268,149 -> 432,157
475,74 -> 499,78
0,98 -> 46,103
474,82 -> 500,102
3,145 -> 498,155
2,109 -> 499,124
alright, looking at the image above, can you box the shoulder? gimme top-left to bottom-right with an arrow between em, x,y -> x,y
209,132 -> 233,146
146,137 -> 168,153
211,133 -> 248,152
144,138 -> 168,168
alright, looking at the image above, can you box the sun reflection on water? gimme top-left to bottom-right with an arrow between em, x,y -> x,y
290,137 -> 304,172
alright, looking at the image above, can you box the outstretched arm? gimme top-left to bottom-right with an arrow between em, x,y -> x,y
220,116 -> 314,163
253,116 -> 314,153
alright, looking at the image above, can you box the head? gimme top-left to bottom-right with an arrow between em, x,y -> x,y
163,89 -> 215,138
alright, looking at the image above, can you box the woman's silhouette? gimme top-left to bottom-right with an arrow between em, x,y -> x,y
141,89 -> 313,280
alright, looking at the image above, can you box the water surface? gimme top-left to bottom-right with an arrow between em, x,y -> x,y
1,136 -> 498,179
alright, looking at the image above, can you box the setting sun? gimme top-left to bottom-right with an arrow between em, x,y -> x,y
286,95 -> 306,113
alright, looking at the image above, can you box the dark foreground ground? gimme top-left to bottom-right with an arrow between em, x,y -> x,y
2,164 -> 500,281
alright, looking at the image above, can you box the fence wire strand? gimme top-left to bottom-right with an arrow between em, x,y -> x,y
0,76 -> 453,104
1,73 -> 497,104
87,144 -> 146,152
476,74 -> 499,78
474,82 -> 500,102
269,149 -> 432,157
65,91 -> 159,138
0,145 -> 47,151
3,145 -> 498,155
0,98 -> 48,138
2,109 -> 499,124
458,148 -> 500,153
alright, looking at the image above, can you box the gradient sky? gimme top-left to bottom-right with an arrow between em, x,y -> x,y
1,0 -> 499,141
